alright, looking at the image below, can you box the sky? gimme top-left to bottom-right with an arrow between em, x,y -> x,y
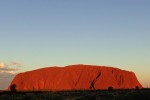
0,0 -> 150,90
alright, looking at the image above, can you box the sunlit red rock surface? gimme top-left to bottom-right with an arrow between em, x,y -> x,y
8,64 -> 143,91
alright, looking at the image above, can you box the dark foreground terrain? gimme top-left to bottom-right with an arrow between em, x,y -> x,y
0,89 -> 150,100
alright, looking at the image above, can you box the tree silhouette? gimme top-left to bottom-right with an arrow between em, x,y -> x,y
10,84 -> 17,92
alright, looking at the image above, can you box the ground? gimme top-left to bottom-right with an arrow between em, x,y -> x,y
0,89 -> 150,100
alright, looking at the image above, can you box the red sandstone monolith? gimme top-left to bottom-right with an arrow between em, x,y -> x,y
8,64 -> 143,91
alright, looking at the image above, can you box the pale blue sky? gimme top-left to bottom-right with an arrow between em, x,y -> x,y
0,0 -> 150,89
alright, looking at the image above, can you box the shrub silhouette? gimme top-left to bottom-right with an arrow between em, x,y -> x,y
135,86 -> 139,90
108,86 -> 113,90
10,84 -> 17,92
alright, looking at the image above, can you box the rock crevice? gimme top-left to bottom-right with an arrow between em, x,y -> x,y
89,72 -> 101,89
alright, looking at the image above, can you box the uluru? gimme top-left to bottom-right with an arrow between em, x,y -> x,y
8,64 -> 143,91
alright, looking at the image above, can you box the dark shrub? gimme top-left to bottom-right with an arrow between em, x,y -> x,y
135,86 -> 139,90
108,86 -> 113,90
10,84 -> 17,92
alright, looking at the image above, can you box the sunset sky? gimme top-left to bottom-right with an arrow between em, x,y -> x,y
0,0 -> 150,89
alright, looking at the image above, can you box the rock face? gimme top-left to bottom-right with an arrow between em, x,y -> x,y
9,64 -> 143,91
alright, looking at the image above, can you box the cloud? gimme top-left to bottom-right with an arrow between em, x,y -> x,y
0,63 -> 6,68
6,71 -> 16,74
0,61 -> 21,76
0,67 -> 18,74
10,61 -> 22,67
0,71 -> 16,78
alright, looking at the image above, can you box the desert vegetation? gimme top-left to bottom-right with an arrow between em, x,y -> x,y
10,84 -> 17,92
0,89 -> 150,100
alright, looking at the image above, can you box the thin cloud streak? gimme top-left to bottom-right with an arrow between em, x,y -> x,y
0,61 -> 22,76
10,61 -> 22,67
